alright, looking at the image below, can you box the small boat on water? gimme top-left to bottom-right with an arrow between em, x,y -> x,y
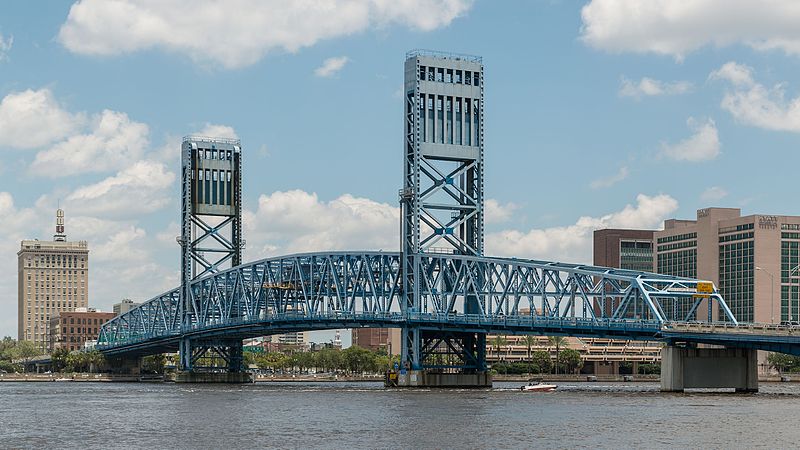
54,377 -> 73,382
520,381 -> 557,392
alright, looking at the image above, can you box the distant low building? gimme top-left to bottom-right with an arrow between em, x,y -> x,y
49,308 -> 115,352
113,298 -> 140,315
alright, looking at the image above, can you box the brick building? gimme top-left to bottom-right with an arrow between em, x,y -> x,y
49,308 -> 115,352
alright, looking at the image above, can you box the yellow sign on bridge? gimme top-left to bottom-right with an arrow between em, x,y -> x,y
694,281 -> 714,298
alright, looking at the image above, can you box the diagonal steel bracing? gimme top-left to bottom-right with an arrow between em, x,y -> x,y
98,251 -> 746,358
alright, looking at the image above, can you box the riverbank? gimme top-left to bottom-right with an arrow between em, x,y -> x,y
3,372 -> 797,383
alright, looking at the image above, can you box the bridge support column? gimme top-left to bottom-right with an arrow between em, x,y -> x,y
396,328 -> 491,388
660,346 -> 758,393
177,338 -> 251,383
106,356 -> 142,375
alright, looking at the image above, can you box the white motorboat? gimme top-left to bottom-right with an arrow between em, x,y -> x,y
520,382 -> 557,392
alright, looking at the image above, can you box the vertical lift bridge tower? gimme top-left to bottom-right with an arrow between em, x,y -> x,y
178,136 -> 246,382
400,50 -> 489,386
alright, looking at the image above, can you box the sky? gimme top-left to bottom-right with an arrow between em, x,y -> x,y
1,0 -> 800,342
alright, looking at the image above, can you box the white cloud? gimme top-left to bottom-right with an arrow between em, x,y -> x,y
485,199 -> 519,224
315,56 -> 350,77
700,186 -> 728,203
195,123 -> 238,139
660,118 -> 720,162
0,193 -> 49,336
0,89 -> 86,149
590,166 -> 629,189
581,0 -> 800,60
64,160 -> 176,218
244,189 -> 676,268
30,109 -> 149,177
67,215 -> 178,307
710,61 -> 800,132
486,194 -> 678,264
619,77 -> 692,98
243,190 -> 399,258
59,0 -> 473,69
0,33 -> 12,62
709,61 -> 754,87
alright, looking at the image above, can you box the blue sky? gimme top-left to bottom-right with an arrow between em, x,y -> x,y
1,0 -> 800,341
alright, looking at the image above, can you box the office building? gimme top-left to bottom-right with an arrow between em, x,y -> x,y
592,228 -> 662,373
113,299 -> 140,315
486,335 -> 659,375
49,307 -> 115,352
655,207 -> 800,324
18,209 -> 89,351
351,328 -> 401,355
593,229 -> 655,272
270,332 -> 308,347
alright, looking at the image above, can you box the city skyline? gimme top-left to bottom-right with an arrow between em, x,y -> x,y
2,1 -> 800,339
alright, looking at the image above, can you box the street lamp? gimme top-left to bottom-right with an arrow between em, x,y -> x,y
756,267 -> 775,324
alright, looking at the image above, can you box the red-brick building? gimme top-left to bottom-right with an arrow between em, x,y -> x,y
49,308 -> 116,352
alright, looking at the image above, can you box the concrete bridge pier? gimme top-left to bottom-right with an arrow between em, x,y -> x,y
660,346 -> 758,393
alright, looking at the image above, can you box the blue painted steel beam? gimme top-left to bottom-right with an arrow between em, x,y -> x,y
95,251 -> 800,359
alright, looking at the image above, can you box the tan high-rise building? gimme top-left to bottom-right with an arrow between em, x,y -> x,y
18,209 -> 89,351
655,207 -> 800,324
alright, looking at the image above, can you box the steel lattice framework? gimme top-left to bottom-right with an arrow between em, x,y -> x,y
95,50 -> 800,367
401,50 -> 487,372
97,252 -> 746,358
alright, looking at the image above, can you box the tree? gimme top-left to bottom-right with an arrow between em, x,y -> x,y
557,349 -> 582,374
638,363 -> 661,375
295,351 -> 314,373
142,354 -> 166,374
9,341 -> 43,371
530,350 -> 553,374
51,348 -> 70,372
767,352 -> 800,373
547,336 -> 567,374
492,335 -> 507,358
65,352 -> 87,373
523,335 -> 537,361
342,346 -> 375,375
0,336 -> 16,356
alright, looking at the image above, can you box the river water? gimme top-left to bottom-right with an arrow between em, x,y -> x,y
1,381 -> 799,449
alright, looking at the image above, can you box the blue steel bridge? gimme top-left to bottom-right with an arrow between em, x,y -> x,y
97,251 -> 800,358
97,50 -> 800,387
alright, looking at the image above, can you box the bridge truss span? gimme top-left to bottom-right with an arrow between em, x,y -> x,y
97,251 -> 736,356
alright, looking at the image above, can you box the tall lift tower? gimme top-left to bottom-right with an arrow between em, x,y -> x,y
400,50 -> 488,385
178,136 -> 244,378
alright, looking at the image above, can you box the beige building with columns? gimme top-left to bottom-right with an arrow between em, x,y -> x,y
18,209 -> 89,351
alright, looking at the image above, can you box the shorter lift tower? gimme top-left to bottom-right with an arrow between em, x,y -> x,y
178,136 -> 244,379
400,50 -> 489,386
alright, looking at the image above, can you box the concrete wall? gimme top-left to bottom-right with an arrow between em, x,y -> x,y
661,346 -> 758,392
396,370 -> 491,388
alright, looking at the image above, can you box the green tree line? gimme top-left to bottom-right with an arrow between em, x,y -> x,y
245,346 -> 399,375
1,337 -> 43,373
